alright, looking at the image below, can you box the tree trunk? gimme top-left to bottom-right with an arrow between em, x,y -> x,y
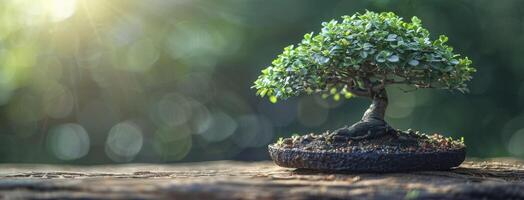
332,88 -> 393,140
362,89 -> 388,121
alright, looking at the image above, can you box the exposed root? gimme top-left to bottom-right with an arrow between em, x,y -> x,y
330,118 -> 396,141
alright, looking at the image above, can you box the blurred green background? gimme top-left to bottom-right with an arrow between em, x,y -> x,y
0,0 -> 522,164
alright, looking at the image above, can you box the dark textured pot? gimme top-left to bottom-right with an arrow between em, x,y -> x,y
268,145 -> 466,172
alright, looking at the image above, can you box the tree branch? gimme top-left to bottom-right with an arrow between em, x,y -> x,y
370,79 -> 414,92
347,87 -> 370,97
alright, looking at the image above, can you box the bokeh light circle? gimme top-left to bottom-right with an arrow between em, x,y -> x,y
105,121 -> 144,162
198,111 -> 237,142
508,128 -> 524,156
153,125 -> 192,161
47,123 -> 90,160
125,38 -> 159,72
149,93 -> 192,127
232,115 -> 274,148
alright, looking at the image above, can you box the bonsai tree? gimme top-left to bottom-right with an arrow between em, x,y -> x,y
253,11 -> 475,141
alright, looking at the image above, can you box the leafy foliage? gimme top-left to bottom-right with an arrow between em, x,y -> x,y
253,11 -> 476,102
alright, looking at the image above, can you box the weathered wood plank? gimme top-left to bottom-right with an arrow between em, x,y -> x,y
0,159 -> 523,199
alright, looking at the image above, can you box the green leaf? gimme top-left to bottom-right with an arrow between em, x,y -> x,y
304,32 -> 313,40
333,94 -> 340,101
276,137 -> 284,145
362,43 -> 373,50
313,54 -> 329,64
376,51 -> 391,63
385,34 -> 397,41
329,45 -> 344,54
269,96 -> 278,103
359,51 -> 368,58
408,59 -> 419,66
411,16 -> 421,25
344,92 -> 353,99
439,35 -> 448,43
387,55 -> 399,62
330,87 -> 337,94
259,88 -> 268,97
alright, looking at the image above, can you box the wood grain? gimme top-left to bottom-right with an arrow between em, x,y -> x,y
0,159 -> 523,199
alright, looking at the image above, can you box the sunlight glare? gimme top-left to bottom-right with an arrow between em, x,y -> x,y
46,0 -> 77,22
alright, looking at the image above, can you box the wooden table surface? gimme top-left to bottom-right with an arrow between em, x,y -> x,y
0,159 -> 523,199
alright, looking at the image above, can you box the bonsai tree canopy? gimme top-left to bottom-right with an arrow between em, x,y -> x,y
253,11 -> 475,141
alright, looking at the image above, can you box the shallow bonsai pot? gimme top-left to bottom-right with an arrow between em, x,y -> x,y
268,144 -> 466,172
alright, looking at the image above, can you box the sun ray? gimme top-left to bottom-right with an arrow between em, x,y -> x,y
80,0 -> 102,44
